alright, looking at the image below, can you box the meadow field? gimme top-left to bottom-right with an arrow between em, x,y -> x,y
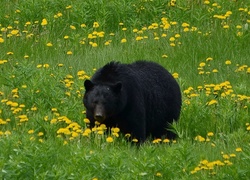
0,0 -> 250,179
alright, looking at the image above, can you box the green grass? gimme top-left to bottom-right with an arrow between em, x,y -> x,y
0,0 -> 250,179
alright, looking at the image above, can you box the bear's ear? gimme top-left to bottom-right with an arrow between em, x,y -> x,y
112,82 -> 122,93
84,80 -> 94,91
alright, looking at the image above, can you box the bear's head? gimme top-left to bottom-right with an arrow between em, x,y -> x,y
83,80 -> 124,124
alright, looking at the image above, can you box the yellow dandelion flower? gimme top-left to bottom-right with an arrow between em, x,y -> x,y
72,132 -> 79,137
84,118 -> 90,124
66,51 -> 73,55
195,135 -> 205,142
93,22 -> 99,28
0,37 -> 4,43
7,52 -> 14,55
38,132 -> 44,136
212,69 -> 218,73
46,42 -> 53,47
230,154 -> 236,158
152,138 -> 162,144
111,127 -> 120,133
207,99 -> 218,106
132,138 -> 138,143
182,22 -> 190,27
41,18 -> 48,26
155,172 -> 162,177
70,25 -> 76,30
121,38 -> 127,43
81,24 -> 86,28
236,147 -> 242,152
11,29 -> 19,35
91,43 -> 98,47
204,1 -> 210,5
199,62 -> 206,67
225,60 -> 231,65
169,37 -> 175,42
207,132 -> 214,137
31,107 -> 37,111
66,5 -> 72,9
125,133 -> 131,138
172,72 -> 179,79
106,136 -> 114,143
163,138 -> 170,143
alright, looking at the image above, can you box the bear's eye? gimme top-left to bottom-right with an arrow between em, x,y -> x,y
106,87 -> 110,91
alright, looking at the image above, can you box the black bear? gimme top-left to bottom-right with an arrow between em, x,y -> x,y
83,61 -> 181,142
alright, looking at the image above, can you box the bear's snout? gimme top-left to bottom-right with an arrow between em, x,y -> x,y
94,105 -> 106,122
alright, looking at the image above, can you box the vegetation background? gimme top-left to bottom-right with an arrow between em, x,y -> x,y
0,0 -> 250,179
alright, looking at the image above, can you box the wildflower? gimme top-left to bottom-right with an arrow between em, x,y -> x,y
7,52 -> 14,55
132,138 -> 138,143
0,37 -> 4,43
111,127 -> 120,133
169,37 -> 175,42
207,100 -> 218,106
50,118 -> 57,124
223,25 -> 229,29
182,22 -> 190,27
207,132 -> 214,137
162,54 -> 168,58
46,42 -> 53,47
43,64 -> 49,68
155,172 -> 162,177
163,138 -> 170,143
106,136 -> 114,143
222,154 -> 230,159
70,25 -> 76,30
206,57 -> 213,61
57,128 -> 71,135
91,43 -> 98,47
199,62 -> 206,67
236,148 -> 242,152
38,132 -> 44,136
67,51 -> 73,55
195,135 -> 205,142
11,30 -> 19,35
152,138 -> 162,144
230,154 -> 236,158
64,35 -> 69,39
93,22 -> 99,28
212,69 -> 218,73
169,0 -> 176,7
172,73 -> 179,79
24,55 -> 29,59
121,38 -> 127,43
125,133 -> 131,138
204,1 -> 210,5
170,43 -> 176,47
31,106 -> 37,111
41,18 -> 48,26
104,40 -> 111,45
225,60 -> 231,65
81,24 -> 86,28
136,36 -> 143,41
66,5 -> 72,9
84,118 -> 90,124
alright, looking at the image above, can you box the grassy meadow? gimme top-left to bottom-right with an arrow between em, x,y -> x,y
0,0 -> 250,179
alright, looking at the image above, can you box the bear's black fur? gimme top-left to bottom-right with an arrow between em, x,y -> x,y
83,61 -> 181,142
